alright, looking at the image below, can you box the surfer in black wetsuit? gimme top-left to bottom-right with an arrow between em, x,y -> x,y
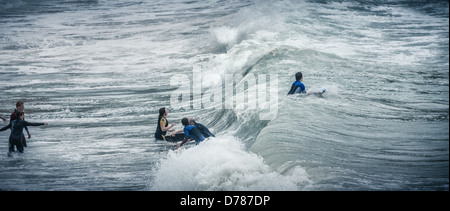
154,107 -> 184,142
10,101 -> 31,147
287,72 -> 306,95
0,111 -> 47,155
0,115 -> 6,122
188,118 -> 215,138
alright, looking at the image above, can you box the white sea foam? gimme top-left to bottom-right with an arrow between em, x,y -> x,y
150,136 -> 310,191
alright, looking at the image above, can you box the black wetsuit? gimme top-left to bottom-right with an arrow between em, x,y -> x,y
10,109 -> 28,147
287,81 -> 306,95
154,116 -> 167,140
180,125 -> 205,146
0,119 -> 45,153
154,116 -> 184,142
194,123 -> 215,138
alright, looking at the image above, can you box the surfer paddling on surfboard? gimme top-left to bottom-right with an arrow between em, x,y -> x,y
176,118 -> 205,149
287,72 -> 325,95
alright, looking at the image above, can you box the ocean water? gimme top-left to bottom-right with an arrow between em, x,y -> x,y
0,0 -> 448,191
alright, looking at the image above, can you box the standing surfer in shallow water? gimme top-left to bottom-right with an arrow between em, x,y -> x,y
287,72 -> 325,95
154,107 -> 184,142
0,111 -> 48,156
10,101 -> 32,147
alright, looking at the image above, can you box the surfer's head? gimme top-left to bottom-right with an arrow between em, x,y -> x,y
181,118 -> 189,126
188,118 -> 196,125
16,111 -> 24,120
159,107 -> 167,117
295,72 -> 303,81
16,101 -> 24,112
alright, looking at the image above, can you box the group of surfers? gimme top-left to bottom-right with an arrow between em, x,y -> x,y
155,71 -> 324,148
154,107 -> 215,149
0,101 -> 48,156
1,72 -> 320,154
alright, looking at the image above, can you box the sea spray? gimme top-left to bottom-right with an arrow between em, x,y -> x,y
150,136 -> 310,191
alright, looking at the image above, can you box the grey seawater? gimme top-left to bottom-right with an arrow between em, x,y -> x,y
0,0 -> 448,190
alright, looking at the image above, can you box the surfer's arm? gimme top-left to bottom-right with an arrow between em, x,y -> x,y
178,128 -> 191,146
158,117 -> 174,132
167,128 -> 183,136
24,121 -> 48,127
179,138 -> 193,147
25,126 -> 31,138
0,123 -> 11,132
160,124 -> 174,132
306,91 -> 322,95
176,138 -> 192,149
160,120 -> 175,132
307,89 -> 326,95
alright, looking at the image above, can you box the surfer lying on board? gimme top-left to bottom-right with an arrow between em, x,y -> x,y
0,115 -> 6,122
176,118 -> 205,149
154,107 -> 184,142
188,118 -> 215,138
287,72 -> 325,95
0,111 -> 47,156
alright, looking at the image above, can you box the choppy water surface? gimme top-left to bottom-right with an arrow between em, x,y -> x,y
0,0 -> 448,190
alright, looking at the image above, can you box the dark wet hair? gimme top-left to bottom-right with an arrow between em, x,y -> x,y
15,111 -> 23,118
295,72 -> 303,81
181,118 -> 189,126
158,107 -> 166,117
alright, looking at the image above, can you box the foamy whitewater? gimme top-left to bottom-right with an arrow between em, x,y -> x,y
0,0 -> 448,191
151,136 -> 309,191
